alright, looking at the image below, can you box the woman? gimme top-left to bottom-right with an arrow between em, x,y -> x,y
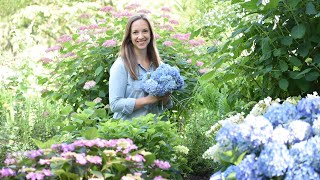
109,14 -> 172,120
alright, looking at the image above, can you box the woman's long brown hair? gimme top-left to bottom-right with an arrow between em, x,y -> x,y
120,14 -> 161,80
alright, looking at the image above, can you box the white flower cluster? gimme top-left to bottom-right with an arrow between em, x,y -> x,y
173,145 -> 189,155
205,112 -> 245,137
249,97 -> 280,116
202,144 -> 220,162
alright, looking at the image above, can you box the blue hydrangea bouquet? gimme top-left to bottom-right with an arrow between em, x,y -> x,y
141,63 -> 184,96
206,92 -> 320,180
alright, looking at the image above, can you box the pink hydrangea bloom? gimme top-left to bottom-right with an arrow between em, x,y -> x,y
63,52 -> 76,58
137,9 -> 151,14
0,168 -> 16,177
125,3 -> 141,10
188,39 -> 205,47
57,34 -> 72,43
186,59 -> 192,64
39,57 -> 53,64
26,172 -> 44,180
154,34 -> 161,39
112,11 -> 133,18
161,14 -> 170,19
39,159 -> 51,165
93,97 -> 102,103
154,176 -> 164,180
45,45 -> 61,52
103,40 -> 117,47
160,24 -> 174,31
131,154 -> 145,162
83,80 -> 96,90
89,24 -> 100,29
196,61 -> 204,67
163,41 -> 173,47
171,33 -> 191,41
75,153 -> 87,165
42,169 -> 52,176
86,155 -> 102,164
100,6 -> 114,12
169,19 -> 179,25
78,26 -> 89,31
154,160 -> 171,170
79,13 -> 91,19
161,7 -> 171,12
199,68 -> 209,74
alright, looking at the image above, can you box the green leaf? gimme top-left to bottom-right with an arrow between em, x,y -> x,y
305,71 -> 320,81
280,37 -> 292,46
315,54 -> 320,64
85,101 -> 96,107
62,125 -> 77,132
235,151 -> 247,165
291,24 -> 306,39
289,56 -> 302,66
288,0 -> 300,8
81,127 -> 99,139
90,170 -> 104,178
95,66 -> 104,76
279,79 -> 289,90
61,105 -> 73,115
279,60 -> 288,72
273,49 -> 281,57
296,68 -> 312,77
306,2 -> 317,15
288,71 -> 303,79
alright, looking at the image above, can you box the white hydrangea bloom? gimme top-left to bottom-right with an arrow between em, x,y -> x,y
203,144 -> 220,162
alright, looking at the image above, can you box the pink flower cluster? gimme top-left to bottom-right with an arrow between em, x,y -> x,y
38,57 -> 53,64
163,41 -> 173,47
188,39 -> 205,47
63,52 -> 76,58
100,5 -> 114,12
112,11 -> 133,18
0,168 -> 16,178
45,45 -> 61,53
78,13 -> 91,19
26,169 -> 52,180
83,80 -> 96,90
57,34 -> 72,43
154,159 -> 171,170
103,39 -> 117,47
171,33 -> 191,41
125,3 -> 141,10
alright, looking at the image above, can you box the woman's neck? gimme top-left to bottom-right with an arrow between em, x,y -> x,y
134,49 -> 148,64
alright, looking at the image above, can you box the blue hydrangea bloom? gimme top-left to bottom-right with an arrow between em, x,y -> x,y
287,120 -> 312,143
239,116 -> 273,151
215,123 -> 240,151
141,63 -> 184,96
297,96 -> 320,122
285,165 -> 320,180
236,154 -> 263,180
257,142 -> 294,178
271,126 -> 290,144
263,102 -> 299,126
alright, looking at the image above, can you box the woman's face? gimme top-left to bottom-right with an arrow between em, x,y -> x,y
130,19 -> 151,51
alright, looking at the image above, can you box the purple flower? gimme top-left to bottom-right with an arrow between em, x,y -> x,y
26,172 -> 45,180
57,34 -> 72,43
86,155 -> 102,164
83,80 -> 96,90
163,41 -> 173,47
154,160 -> 171,170
75,153 -> 87,165
26,149 -> 43,159
0,168 -> 16,177
45,45 -> 61,52
103,40 -> 117,47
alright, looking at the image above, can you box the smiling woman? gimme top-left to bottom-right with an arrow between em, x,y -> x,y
108,14 -> 172,120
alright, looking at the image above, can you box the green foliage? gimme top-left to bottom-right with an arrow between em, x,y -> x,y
0,62 -> 63,166
99,114 -> 188,178
2,138 -> 172,179
213,0 -> 320,102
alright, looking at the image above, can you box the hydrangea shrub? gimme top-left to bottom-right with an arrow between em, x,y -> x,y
0,138 -> 171,179
205,92 -> 320,180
